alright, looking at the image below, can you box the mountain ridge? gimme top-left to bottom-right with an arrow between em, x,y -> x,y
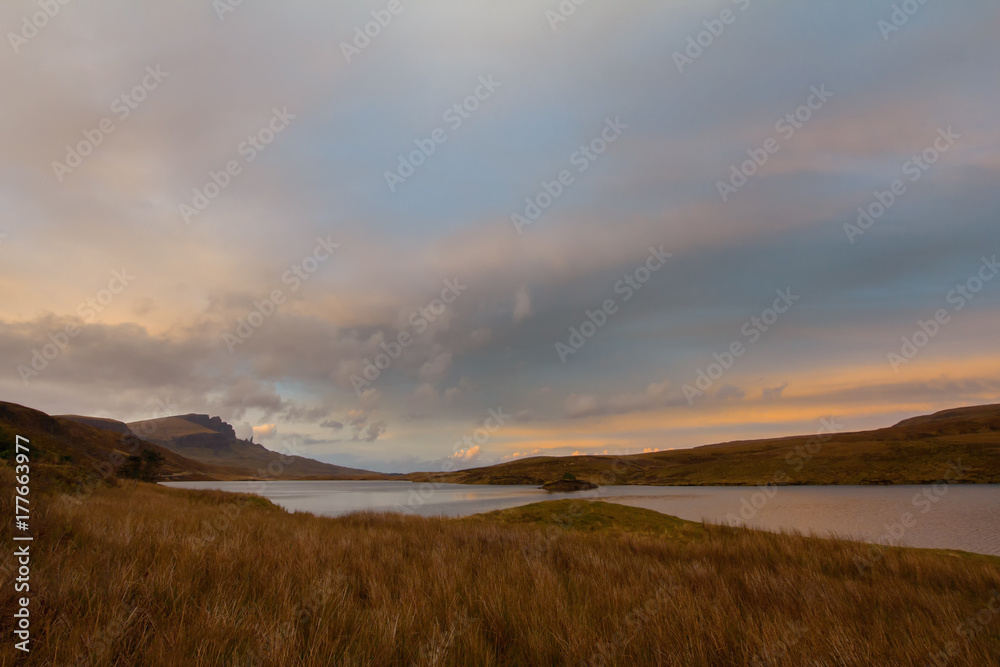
6,401 -> 1000,486
1,402 -> 389,482
407,403 -> 1000,486
1,401 -> 240,488
126,414 -> 386,479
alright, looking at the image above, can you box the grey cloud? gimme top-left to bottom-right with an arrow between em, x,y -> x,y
2,1 -> 999,469
716,384 -> 745,401
762,384 -> 789,401
565,380 -> 680,419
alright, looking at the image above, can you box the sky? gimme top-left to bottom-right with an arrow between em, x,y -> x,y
1,1 -> 999,473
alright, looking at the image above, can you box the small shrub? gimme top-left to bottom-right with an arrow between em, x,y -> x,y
117,448 -> 165,482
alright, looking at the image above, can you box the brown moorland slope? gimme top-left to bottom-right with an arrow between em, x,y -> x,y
127,414 -> 389,480
409,404 -> 1000,486
1,402 -> 391,482
0,401 -> 241,489
57,414 -> 132,434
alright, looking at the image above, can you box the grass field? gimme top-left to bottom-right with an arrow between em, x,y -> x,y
2,465 -> 999,666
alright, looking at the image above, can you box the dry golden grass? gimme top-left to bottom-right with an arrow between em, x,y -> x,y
1,467 -> 999,666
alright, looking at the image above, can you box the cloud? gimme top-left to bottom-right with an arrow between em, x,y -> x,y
1,1 -> 999,472
359,420 -> 388,442
763,383 -> 790,401
469,328 -> 492,346
407,383 -> 442,418
716,384 -> 745,401
345,410 -> 367,428
220,377 -> 285,420
565,394 -> 601,419
282,402 -> 336,423
442,376 -> 472,403
565,380 -> 680,419
452,445 -> 481,461
418,352 -> 453,385
513,286 -> 532,323
316,410 -> 389,443
503,448 -> 541,461
235,422 -> 253,441
252,423 -> 277,439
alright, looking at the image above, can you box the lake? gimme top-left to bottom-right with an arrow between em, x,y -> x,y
162,480 -> 1000,557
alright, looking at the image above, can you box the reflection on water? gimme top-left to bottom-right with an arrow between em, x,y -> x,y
162,480 -> 1000,557
600,485 -> 1000,557
163,480 -> 551,518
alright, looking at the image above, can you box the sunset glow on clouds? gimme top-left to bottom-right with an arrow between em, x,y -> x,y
1,1 -> 998,472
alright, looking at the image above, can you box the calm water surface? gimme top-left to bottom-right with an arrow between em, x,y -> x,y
163,480 -> 1000,557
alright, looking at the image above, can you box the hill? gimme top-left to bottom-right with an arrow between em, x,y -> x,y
0,401 -> 241,490
409,403 -> 1000,486
127,414 -> 387,480
1,402 -> 388,484
58,414 -> 132,434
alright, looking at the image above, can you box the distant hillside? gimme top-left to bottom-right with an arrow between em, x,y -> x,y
409,403 -> 1000,486
1,402 -> 389,485
58,415 -> 132,435
891,404 -> 1000,435
127,414 -> 387,480
0,402 -> 240,489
